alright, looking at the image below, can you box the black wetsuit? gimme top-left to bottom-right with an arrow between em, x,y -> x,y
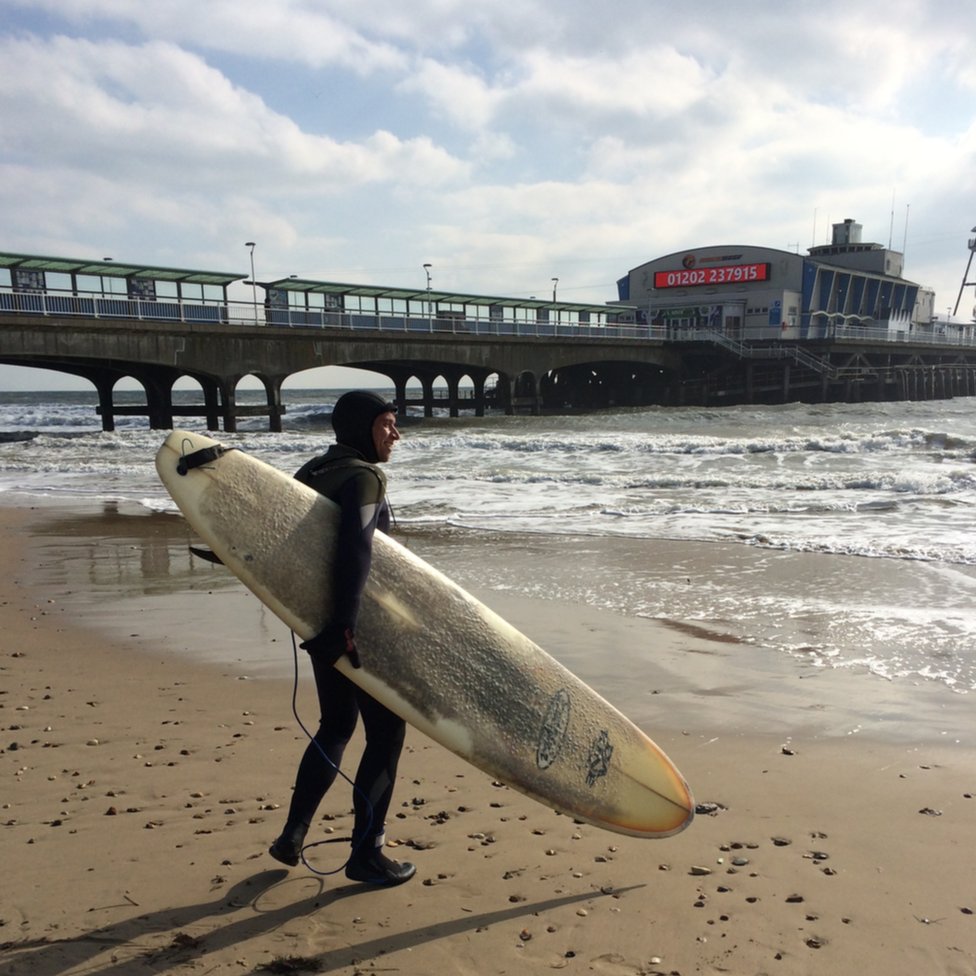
277,444 -> 406,852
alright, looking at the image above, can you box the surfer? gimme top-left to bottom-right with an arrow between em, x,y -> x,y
269,390 -> 416,885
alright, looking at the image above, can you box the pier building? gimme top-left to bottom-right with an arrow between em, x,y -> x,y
617,218 -> 941,341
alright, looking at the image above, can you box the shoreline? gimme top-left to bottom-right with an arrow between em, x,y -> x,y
14,496 -> 973,746
3,501 -> 975,974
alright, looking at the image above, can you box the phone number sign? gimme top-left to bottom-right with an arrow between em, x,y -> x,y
654,262 -> 770,289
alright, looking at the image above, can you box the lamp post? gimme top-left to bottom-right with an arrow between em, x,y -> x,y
423,263 -> 432,331
552,277 -> 559,325
245,241 -> 257,323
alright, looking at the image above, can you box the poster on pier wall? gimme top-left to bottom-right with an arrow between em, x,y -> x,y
128,278 -> 156,301
266,287 -> 291,326
13,269 -> 44,292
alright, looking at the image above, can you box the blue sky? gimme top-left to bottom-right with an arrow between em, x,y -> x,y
1,0 -> 974,389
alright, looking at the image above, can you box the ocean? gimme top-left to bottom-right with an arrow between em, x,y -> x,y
2,388 -> 976,718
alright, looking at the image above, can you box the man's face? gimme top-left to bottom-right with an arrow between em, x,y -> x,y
371,411 -> 400,463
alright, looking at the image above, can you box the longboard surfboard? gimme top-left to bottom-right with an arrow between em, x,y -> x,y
155,430 -> 694,838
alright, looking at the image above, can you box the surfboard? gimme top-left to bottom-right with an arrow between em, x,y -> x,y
155,430 -> 694,839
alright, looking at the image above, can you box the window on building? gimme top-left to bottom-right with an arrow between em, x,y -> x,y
46,272 -> 72,293
76,274 -> 101,294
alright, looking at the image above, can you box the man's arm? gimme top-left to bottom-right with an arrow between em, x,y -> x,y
330,468 -> 385,635
301,467 -> 385,667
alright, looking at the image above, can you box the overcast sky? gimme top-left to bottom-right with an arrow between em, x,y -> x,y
1,0 -> 974,390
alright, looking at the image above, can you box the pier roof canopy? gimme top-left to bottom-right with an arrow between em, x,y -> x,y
0,251 -> 243,286
267,277 -> 618,315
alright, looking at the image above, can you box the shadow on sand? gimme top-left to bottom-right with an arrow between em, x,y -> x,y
4,869 -> 644,975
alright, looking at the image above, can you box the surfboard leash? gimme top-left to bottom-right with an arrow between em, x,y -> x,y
175,439 -> 236,476
285,629 -> 376,876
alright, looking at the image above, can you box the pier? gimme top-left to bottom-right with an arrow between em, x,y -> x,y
2,248 -> 976,431
0,288 -> 676,430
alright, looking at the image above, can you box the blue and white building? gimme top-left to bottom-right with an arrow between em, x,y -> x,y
617,218 -> 938,341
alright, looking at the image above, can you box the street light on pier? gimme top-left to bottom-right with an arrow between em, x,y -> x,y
245,241 -> 257,323
423,263 -> 433,331
552,277 -> 559,325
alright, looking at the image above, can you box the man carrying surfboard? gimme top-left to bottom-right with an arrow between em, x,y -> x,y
269,390 -> 416,885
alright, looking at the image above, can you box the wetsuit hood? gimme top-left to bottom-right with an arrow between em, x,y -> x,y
331,390 -> 396,462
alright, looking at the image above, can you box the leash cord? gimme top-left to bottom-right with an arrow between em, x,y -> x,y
287,630 -> 374,875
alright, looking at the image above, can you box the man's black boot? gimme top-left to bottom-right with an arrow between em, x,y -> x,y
268,835 -> 302,867
345,845 -> 416,885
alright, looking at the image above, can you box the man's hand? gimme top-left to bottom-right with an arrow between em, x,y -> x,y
300,625 -> 362,669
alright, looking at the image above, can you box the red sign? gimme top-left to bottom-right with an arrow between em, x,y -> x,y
654,262 -> 770,289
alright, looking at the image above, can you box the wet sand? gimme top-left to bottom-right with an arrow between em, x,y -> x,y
3,503 -> 975,975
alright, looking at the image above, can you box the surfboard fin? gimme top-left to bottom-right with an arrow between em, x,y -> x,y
189,545 -> 224,565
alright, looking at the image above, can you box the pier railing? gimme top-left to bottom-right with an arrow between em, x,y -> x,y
0,288 -> 660,340
2,286 -> 974,350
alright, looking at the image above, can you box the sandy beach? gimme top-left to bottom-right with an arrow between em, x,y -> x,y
3,503 -> 975,976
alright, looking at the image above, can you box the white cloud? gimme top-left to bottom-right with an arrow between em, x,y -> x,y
398,57 -> 502,131
3,0 -> 408,72
513,46 -> 712,120
0,34 -> 468,187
